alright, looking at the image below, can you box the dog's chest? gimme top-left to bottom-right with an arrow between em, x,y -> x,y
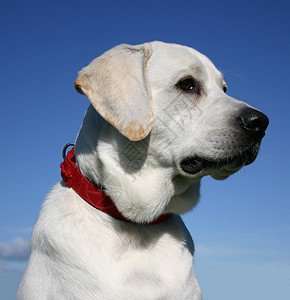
77,222 -> 198,299
28,185 -> 200,299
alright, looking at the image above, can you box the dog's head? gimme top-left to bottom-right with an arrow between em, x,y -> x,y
74,42 -> 268,222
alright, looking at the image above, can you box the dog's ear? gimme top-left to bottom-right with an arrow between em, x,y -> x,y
74,44 -> 153,141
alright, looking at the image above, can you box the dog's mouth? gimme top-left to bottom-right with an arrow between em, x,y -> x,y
179,145 -> 260,179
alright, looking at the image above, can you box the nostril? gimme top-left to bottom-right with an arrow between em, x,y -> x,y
239,109 -> 269,140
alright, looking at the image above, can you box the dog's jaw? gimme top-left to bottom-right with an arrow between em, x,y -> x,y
164,179 -> 200,214
95,144 -> 201,222
75,106 -> 201,223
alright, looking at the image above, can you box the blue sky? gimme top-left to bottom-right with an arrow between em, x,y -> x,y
0,0 -> 289,299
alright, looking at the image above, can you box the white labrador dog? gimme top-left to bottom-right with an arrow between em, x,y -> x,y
17,42 -> 268,299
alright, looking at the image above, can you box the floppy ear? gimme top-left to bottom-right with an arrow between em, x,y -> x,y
74,43 -> 153,141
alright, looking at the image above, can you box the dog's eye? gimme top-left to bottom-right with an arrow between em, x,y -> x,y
178,78 -> 201,94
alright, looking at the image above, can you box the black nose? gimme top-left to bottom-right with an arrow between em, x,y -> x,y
238,108 -> 269,140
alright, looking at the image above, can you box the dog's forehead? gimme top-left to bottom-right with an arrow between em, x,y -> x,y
147,41 -> 222,82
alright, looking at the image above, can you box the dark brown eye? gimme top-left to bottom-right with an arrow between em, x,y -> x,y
178,78 -> 201,93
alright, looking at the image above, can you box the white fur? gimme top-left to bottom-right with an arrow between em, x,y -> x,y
17,42 -> 260,299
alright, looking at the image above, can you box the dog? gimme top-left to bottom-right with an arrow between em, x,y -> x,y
17,41 -> 268,299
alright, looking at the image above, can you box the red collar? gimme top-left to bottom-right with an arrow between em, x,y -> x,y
60,144 -> 171,225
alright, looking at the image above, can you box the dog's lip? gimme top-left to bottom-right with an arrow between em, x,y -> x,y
179,146 -> 259,176
179,158 -> 204,175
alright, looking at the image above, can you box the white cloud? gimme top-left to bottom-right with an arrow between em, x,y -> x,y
0,238 -> 30,261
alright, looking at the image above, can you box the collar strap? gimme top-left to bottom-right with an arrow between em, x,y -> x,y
60,144 -> 171,225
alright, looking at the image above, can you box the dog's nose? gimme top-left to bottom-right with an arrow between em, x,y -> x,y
238,108 -> 269,140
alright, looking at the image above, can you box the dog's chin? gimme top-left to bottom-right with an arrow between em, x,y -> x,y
178,145 -> 260,180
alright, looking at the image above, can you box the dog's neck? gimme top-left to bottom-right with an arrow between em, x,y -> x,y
74,105 -> 200,223
61,145 -> 172,224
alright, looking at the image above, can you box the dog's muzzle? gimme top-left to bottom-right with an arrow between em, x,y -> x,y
180,108 -> 269,176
